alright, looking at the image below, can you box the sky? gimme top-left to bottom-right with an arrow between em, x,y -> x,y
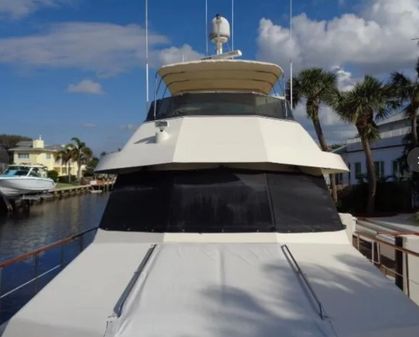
0,0 -> 418,154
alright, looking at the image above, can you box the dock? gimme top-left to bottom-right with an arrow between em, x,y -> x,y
0,180 -> 114,214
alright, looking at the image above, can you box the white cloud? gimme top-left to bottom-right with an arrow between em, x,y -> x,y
0,22 -> 169,76
332,66 -> 356,92
67,79 -> 103,95
0,0 -> 72,20
120,123 -> 139,131
81,122 -> 96,128
257,0 -> 419,75
293,102 -> 356,145
258,0 -> 419,145
157,44 -> 203,65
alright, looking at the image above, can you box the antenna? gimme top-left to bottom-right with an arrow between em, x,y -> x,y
203,14 -> 242,60
205,0 -> 209,55
231,0 -> 234,50
210,14 -> 230,55
289,0 -> 293,108
145,0 -> 149,105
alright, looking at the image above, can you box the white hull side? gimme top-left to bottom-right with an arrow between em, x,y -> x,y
0,177 -> 55,197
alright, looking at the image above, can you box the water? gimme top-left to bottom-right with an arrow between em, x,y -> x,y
0,193 -> 109,262
0,193 -> 109,324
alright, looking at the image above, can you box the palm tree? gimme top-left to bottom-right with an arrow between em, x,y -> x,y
69,137 -> 93,181
335,76 -> 391,214
389,58 -> 419,147
55,145 -> 74,183
291,68 -> 339,202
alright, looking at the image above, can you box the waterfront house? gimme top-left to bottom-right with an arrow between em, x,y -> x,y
334,113 -> 410,186
9,137 -> 81,177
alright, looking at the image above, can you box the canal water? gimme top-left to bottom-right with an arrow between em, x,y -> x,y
0,193 -> 109,324
0,193 -> 109,262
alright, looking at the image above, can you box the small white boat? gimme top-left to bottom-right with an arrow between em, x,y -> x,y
0,165 -> 55,198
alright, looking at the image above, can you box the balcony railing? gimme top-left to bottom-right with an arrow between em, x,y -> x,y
346,127 -> 411,144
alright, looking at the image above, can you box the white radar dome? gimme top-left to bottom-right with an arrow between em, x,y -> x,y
209,14 -> 230,43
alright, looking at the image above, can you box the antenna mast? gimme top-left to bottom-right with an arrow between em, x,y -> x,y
145,0 -> 149,105
231,0 -> 234,50
289,0 -> 293,108
205,0 -> 209,55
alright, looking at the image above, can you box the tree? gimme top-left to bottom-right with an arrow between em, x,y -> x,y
389,58 -> 419,147
68,137 -> 93,181
84,157 -> 99,177
0,134 -> 31,163
335,76 -> 391,214
55,145 -> 74,183
290,68 -> 339,202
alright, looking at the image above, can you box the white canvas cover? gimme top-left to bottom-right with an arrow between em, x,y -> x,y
3,231 -> 419,337
104,243 -> 419,337
104,243 -> 336,337
159,60 -> 283,95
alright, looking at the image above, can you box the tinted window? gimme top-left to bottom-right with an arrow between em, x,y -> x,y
146,93 -> 293,121
100,169 -> 343,233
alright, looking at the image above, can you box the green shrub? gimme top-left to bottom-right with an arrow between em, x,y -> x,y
338,181 -> 412,214
47,170 -> 59,182
57,175 -> 77,184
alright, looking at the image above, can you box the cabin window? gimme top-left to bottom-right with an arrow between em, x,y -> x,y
146,93 -> 293,121
100,169 -> 343,233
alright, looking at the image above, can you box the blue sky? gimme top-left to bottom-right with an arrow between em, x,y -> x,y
0,0 -> 418,154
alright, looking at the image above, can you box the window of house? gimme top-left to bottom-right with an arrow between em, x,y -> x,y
374,161 -> 385,179
335,173 -> 343,184
355,162 -> 362,178
18,153 -> 29,159
347,163 -> 351,184
392,160 -> 400,177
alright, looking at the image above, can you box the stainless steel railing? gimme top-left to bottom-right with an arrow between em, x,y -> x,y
0,227 -> 98,324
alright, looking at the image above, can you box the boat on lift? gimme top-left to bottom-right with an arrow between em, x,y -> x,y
0,164 -> 55,198
2,14 -> 419,337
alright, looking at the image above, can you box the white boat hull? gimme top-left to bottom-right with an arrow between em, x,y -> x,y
0,177 -> 55,198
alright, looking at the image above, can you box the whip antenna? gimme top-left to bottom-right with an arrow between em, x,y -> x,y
205,0 -> 209,55
289,0 -> 293,108
145,0 -> 149,105
231,0 -> 234,50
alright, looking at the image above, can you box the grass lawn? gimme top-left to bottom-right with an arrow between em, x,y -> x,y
55,182 -> 81,189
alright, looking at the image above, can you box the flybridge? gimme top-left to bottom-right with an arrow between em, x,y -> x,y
156,15 -> 282,97
158,60 -> 283,96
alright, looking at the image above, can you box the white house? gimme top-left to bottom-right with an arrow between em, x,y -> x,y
334,113 -> 410,186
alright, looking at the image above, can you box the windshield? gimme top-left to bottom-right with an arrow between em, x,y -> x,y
100,169 -> 343,233
146,93 -> 293,121
3,166 -> 30,177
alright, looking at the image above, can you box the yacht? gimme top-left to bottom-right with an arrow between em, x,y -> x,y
2,15 -> 419,337
0,164 -> 55,198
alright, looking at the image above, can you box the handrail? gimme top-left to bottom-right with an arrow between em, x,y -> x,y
281,244 -> 326,320
357,218 -> 419,236
113,244 -> 157,318
0,227 -> 98,269
354,231 -> 419,258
